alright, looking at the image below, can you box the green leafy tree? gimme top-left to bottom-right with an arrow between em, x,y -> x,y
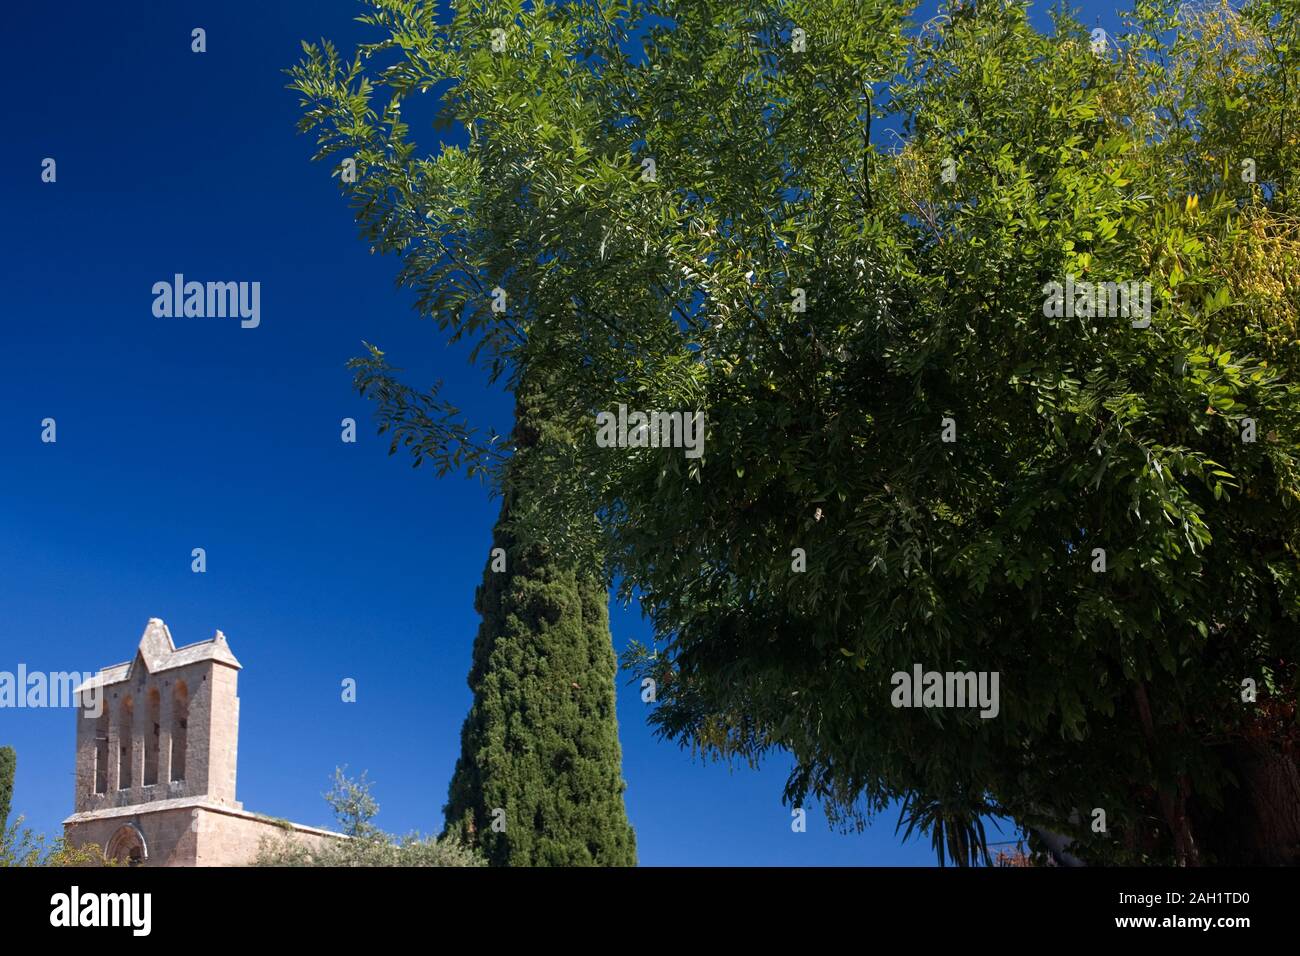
255,768 -> 485,866
289,3 -> 638,866
1,821 -> 113,868
289,0 -> 1300,864
440,380 -> 637,865
324,766 -> 383,838
0,746 -> 14,833
0,748 -> 107,866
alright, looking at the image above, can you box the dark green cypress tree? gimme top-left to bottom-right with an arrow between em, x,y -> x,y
443,383 -> 636,866
0,746 -> 15,833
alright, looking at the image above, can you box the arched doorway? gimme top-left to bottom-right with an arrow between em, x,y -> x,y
106,824 -> 147,866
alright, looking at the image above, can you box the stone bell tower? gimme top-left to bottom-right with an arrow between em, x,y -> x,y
65,618 -> 340,866
71,617 -> 242,814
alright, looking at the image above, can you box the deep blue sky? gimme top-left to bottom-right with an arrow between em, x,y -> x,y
2,0 -> 1118,865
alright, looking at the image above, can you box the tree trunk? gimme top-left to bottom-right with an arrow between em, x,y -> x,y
1191,741 -> 1300,865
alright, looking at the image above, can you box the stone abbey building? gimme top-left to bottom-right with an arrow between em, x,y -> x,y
63,618 -> 340,865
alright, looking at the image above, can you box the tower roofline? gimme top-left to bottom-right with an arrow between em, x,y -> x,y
74,617 -> 241,693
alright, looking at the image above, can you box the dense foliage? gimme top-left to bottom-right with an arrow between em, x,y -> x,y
255,768 -> 485,866
0,824 -> 113,867
290,0 -> 1300,863
0,746 -> 13,833
441,383 -> 638,866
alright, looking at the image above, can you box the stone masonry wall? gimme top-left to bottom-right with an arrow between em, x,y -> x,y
64,801 -> 342,867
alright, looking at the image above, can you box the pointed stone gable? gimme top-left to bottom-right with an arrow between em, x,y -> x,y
74,618 -> 240,695
63,618 -> 341,866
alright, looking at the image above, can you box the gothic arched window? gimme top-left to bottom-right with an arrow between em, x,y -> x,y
170,682 -> 188,783
117,696 -> 134,790
106,824 -> 147,866
93,707 -> 109,795
144,688 -> 161,786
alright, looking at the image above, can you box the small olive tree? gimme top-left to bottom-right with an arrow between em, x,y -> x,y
255,768 -> 483,867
